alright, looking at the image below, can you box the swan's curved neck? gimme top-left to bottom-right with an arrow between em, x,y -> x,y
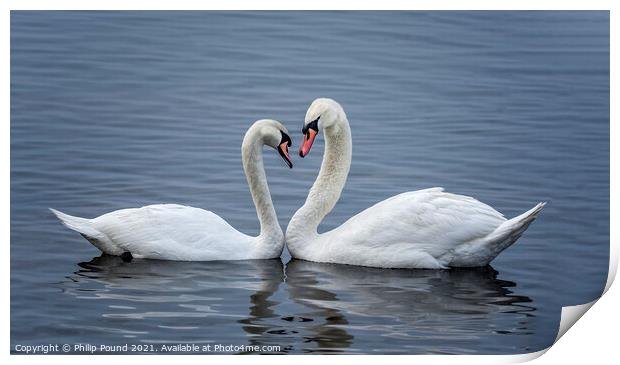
288,116 -> 352,242
242,132 -> 282,243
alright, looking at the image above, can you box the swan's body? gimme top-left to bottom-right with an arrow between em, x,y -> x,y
51,119 -> 293,261
50,204 -> 277,260
286,98 -> 545,269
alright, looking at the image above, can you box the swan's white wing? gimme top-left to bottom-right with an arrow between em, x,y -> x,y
318,188 -> 507,268
91,204 -> 255,260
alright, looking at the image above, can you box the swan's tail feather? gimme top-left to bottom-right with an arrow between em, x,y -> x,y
49,208 -> 110,253
50,208 -> 97,236
503,202 -> 546,238
486,202 -> 546,259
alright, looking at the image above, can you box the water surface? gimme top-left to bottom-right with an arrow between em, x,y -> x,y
11,11 -> 609,354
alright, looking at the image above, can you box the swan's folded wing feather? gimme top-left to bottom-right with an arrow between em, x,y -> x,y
91,204 -> 252,260
325,188 -> 506,264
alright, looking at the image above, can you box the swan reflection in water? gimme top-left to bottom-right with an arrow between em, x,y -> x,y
63,256 -> 535,354
283,259 -> 536,354
64,256 -> 285,353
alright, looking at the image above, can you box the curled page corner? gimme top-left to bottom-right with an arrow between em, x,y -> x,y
553,240 -> 618,344
555,300 -> 597,343
506,348 -> 549,363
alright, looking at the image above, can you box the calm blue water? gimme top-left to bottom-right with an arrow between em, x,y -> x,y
11,11 -> 609,354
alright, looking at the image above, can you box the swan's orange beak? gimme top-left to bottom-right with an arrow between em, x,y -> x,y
278,141 -> 293,169
299,129 -> 317,158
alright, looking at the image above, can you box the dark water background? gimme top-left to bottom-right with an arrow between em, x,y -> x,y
11,11 -> 609,354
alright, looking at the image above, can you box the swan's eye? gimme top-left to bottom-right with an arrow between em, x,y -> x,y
278,131 -> 294,168
302,117 -> 320,136
280,131 -> 292,147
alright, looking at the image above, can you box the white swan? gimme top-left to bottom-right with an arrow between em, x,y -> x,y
286,98 -> 545,269
51,119 -> 294,261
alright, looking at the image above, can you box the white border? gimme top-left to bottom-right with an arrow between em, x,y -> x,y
3,1 -> 617,364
